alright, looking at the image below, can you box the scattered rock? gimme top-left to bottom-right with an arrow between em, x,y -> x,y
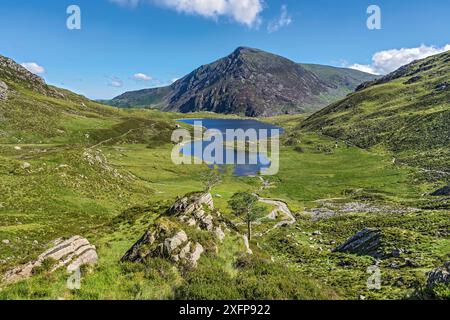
3,236 -> 98,284
427,261 -> 450,291
2,239 -> 10,245
404,76 -> 422,84
215,226 -> 225,242
21,162 -> 31,170
403,258 -> 419,268
434,82 -> 448,91
14,146 -> 21,151
388,262 -> 400,269
313,230 -> 322,236
391,248 -> 404,258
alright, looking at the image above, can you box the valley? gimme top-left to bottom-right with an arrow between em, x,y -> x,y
0,50 -> 448,300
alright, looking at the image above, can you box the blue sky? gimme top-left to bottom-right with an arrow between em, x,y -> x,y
0,0 -> 449,99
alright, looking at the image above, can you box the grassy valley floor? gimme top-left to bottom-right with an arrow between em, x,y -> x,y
0,111 -> 448,300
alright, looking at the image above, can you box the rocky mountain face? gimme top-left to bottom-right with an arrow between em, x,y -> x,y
0,56 -> 62,98
106,47 -> 377,117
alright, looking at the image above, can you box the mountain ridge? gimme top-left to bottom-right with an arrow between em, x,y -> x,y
105,47 -> 377,116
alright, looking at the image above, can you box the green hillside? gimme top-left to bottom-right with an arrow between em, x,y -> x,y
302,51 -> 450,173
0,54 -> 448,301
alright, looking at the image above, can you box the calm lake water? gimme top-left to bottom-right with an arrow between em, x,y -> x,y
177,119 -> 284,176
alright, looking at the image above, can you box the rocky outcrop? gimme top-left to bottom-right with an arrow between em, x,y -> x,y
333,228 -> 383,258
427,261 -> 450,291
0,80 -> 7,100
168,193 -> 221,234
3,236 -> 98,284
122,193 -> 225,269
168,193 -> 214,216
121,220 -> 204,268
0,55 -> 66,99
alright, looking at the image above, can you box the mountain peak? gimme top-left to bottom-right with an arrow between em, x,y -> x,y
107,48 -> 377,117
232,46 -> 260,55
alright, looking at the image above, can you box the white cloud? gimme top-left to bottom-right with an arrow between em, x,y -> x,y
267,5 -> 292,33
133,73 -> 153,81
108,77 -> 123,88
20,62 -> 45,74
349,44 -> 450,75
110,0 -> 264,27
171,77 -> 180,83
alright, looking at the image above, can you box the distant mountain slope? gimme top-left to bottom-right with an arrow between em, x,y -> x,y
0,54 -> 173,145
300,63 -> 377,92
105,47 -> 377,117
302,50 -> 450,171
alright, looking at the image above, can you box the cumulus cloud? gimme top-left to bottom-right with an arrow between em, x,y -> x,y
108,76 -> 123,88
267,5 -> 292,33
133,73 -> 153,81
21,62 -> 45,74
349,44 -> 450,75
110,0 -> 263,27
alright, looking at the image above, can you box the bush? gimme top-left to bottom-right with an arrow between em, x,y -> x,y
31,258 -> 57,275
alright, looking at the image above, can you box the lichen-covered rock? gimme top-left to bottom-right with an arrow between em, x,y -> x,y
121,220 -> 205,268
333,228 -> 382,258
3,236 -> 97,284
164,231 -> 188,255
170,193 -> 221,232
168,192 -> 214,217
427,261 -> 450,291
122,192 -> 223,269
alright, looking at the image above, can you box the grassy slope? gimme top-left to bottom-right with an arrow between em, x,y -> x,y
300,63 -> 378,105
0,56 -> 448,300
302,51 -> 450,176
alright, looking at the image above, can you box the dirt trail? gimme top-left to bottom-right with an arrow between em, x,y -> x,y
253,177 -> 296,236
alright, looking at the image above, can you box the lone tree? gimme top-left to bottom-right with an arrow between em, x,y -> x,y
228,192 -> 265,241
201,168 -> 222,193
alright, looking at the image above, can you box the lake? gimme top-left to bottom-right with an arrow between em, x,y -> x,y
176,119 -> 284,176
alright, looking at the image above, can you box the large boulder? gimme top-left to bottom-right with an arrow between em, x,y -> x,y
427,262 -> 450,291
430,186 -> 450,196
3,236 -> 98,284
333,228 -> 383,258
